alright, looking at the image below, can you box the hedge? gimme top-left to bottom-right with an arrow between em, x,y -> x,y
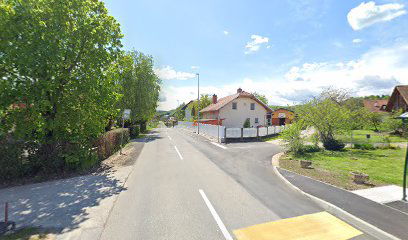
95,128 -> 129,160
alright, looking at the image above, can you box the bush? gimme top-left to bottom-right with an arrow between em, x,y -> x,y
243,118 -> 251,128
140,122 -> 147,133
323,138 -> 345,151
354,143 -> 376,150
95,128 -> 129,160
0,137 -> 40,182
129,125 -> 140,138
303,145 -> 321,153
281,121 -> 305,156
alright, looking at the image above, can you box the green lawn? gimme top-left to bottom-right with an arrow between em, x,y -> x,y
280,147 -> 406,190
262,134 -> 282,142
336,130 -> 407,144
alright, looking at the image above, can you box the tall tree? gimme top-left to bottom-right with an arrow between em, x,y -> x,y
0,0 -> 123,167
117,51 -> 161,125
252,92 -> 268,105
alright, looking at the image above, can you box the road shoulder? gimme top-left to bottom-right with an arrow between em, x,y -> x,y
271,153 -> 407,240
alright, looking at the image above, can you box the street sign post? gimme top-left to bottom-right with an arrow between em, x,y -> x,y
120,109 -> 131,155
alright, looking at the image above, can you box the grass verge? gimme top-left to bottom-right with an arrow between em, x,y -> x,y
279,147 -> 406,190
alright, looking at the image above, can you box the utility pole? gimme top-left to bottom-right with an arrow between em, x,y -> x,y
197,73 -> 200,134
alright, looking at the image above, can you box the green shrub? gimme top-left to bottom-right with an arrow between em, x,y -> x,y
140,122 -> 147,133
243,118 -> 251,128
281,121 -> 305,156
323,138 -> 345,151
303,145 -> 321,153
129,125 -> 140,138
95,128 -> 129,160
354,143 -> 376,150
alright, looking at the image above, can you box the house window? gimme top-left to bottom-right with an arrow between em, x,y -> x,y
232,102 -> 237,110
255,118 -> 259,123
250,103 -> 255,110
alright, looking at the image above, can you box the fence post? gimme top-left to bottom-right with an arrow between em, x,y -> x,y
257,127 -> 259,141
224,127 -> 227,144
267,126 -> 269,136
241,128 -> 243,141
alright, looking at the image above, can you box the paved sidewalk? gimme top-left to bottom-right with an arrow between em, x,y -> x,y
278,168 -> 408,240
0,141 -> 144,240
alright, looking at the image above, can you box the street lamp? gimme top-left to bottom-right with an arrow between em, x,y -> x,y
196,73 -> 200,135
398,112 -> 408,201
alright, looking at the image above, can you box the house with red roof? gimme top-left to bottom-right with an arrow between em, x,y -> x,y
199,88 -> 272,128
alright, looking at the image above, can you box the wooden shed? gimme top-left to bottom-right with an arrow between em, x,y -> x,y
271,108 -> 294,126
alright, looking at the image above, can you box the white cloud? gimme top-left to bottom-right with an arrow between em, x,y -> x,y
158,44 -> 408,110
191,66 -> 199,70
352,38 -> 363,43
223,30 -> 229,35
154,66 -> 196,80
347,1 -> 406,30
245,35 -> 269,54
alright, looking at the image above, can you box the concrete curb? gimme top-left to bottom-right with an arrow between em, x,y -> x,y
271,153 -> 401,240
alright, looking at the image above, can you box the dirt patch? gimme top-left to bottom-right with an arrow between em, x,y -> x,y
279,154 -> 381,191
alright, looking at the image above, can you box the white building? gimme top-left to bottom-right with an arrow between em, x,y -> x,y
200,88 -> 272,128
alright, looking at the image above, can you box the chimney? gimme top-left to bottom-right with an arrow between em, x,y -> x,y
237,88 -> 243,93
212,94 -> 218,104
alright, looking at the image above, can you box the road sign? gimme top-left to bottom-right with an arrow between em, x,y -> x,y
123,109 -> 131,120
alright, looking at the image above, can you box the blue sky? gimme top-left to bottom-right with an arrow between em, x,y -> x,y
104,0 -> 408,110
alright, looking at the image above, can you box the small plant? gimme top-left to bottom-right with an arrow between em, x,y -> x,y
354,143 -> 376,150
323,138 -> 345,151
281,121 -> 306,156
303,145 -> 321,153
243,118 -> 251,128
311,132 -> 320,147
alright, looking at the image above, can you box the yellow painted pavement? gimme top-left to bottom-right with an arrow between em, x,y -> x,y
233,211 -> 363,240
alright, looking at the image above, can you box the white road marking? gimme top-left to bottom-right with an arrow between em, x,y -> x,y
174,146 -> 183,160
211,142 -> 227,149
199,189 -> 233,240
168,135 -> 172,141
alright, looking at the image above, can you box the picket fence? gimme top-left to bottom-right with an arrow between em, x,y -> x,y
176,121 -> 287,141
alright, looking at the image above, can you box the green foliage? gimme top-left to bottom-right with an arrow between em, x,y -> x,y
188,94 -> 212,119
297,88 -> 356,151
322,138 -> 345,151
243,118 -> 251,128
281,121 -> 305,156
353,143 -> 376,150
366,112 -> 385,131
380,110 -> 405,134
252,92 -> 268,105
116,51 -> 161,124
129,125 -> 140,139
173,103 -> 186,120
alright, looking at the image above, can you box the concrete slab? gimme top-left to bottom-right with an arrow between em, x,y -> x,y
233,211 -> 362,240
352,185 -> 406,204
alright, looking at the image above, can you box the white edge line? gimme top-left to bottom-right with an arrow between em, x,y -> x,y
174,146 -> 183,160
168,135 -> 172,141
199,189 -> 234,240
211,142 -> 227,149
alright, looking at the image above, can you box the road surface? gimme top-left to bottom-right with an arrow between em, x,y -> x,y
99,127 -> 377,240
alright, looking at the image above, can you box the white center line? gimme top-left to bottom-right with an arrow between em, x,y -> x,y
168,135 -> 172,141
199,189 -> 233,240
174,146 -> 183,160
210,142 -> 227,149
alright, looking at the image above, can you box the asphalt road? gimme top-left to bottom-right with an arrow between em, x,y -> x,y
99,127 -> 377,240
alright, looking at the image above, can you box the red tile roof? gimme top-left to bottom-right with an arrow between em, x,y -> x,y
200,90 -> 272,113
363,99 -> 388,112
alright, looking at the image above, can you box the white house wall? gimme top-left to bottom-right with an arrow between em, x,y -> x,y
219,97 -> 268,128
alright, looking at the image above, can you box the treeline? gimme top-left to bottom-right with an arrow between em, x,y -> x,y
0,0 -> 160,181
